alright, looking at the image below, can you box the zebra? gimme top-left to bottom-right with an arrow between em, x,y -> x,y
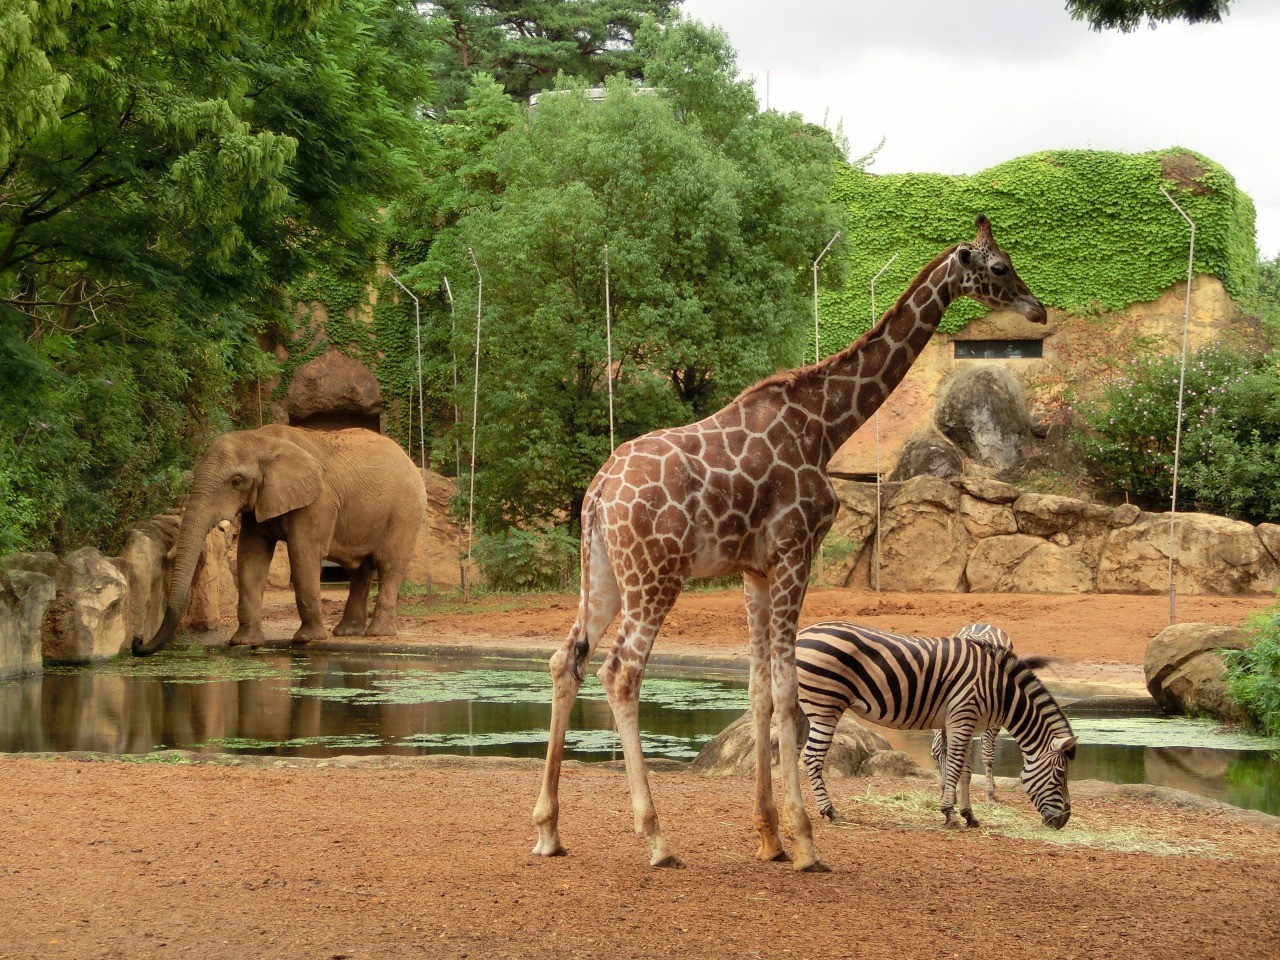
796,620 -> 1077,830
929,622 -> 1014,805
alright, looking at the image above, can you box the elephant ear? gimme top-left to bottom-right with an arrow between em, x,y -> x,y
255,435 -> 324,522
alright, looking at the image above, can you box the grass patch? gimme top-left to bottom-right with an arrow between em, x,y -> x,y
841,787 -> 1222,858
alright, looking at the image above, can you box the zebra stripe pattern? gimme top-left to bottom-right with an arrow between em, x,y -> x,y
929,623 -> 1013,805
797,620 -> 1077,830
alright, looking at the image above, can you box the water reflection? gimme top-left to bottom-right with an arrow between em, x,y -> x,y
0,648 -> 747,762
0,647 -> 1276,816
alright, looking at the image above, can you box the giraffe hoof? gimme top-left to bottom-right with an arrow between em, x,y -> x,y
760,849 -> 791,864
651,853 -> 685,869
531,840 -> 567,858
797,859 -> 832,874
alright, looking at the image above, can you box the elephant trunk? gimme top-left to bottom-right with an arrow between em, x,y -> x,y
133,490 -> 222,656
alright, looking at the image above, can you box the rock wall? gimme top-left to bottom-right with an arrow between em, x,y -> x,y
833,475 -> 1280,596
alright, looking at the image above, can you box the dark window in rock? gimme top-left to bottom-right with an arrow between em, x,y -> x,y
954,339 -> 1043,360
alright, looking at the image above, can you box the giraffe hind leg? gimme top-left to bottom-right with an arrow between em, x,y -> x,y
531,549 -> 620,858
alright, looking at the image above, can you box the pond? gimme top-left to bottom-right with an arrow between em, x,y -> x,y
2,646 -> 1277,817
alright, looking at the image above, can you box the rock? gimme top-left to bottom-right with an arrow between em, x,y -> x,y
1013,493 -> 1112,540
0,568 -> 57,678
860,749 -> 928,778
887,425 -> 964,482
9,548 -> 130,663
934,364 -> 1033,471
1109,503 -> 1142,528
283,348 -> 383,424
182,523 -> 237,631
1144,622 -> 1250,722
959,476 -> 1021,505
1099,512 -> 1279,594
960,494 -> 1018,539
112,525 -> 170,645
690,711 -> 890,778
876,477 -> 970,592
966,534 -> 1097,593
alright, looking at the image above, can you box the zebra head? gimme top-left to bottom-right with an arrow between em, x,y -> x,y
1019,733 -> 1077,829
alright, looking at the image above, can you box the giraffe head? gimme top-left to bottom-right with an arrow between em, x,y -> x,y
955,215 -> 1047,324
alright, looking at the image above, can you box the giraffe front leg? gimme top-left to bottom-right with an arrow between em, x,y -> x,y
766,571 -> 828,873
600,649 -> 681,868
744,573 -> 786,862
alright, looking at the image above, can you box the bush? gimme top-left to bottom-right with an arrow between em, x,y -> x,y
1074,343 -> 1280,522
472,526 -> 580,592
1224,609 -> 1280,738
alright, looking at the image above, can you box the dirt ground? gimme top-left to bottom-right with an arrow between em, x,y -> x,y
2,587 -> 1279,960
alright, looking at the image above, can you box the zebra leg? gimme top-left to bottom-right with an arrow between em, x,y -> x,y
939,721 -> 977,829
982,728 -> 999,804
930,728 -> 947,786
801,710 -> 842,822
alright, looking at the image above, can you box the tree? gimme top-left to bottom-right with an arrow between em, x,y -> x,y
0,0 -> 435,553
448,18 -> 846,531
1065,0 -> 1231,32
424,0 -> 681,109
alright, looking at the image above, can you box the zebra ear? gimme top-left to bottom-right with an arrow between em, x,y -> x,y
1051,735 -> 1078,756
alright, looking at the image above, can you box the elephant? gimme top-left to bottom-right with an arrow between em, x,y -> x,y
133,424 -> 428,656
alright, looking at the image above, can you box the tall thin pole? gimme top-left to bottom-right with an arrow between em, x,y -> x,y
443,275 -> 462,479
813,231 -> 841,363
812,230 -> 841,586
465,249 -> 483,604
604,245 -> 615,450
389,273 -> 431,594
1160,188 -> 1196,626
869,253 -> 899,593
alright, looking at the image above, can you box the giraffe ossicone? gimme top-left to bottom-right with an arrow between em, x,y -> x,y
531,215 -> 1047,871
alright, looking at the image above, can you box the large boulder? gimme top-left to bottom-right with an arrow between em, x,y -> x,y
876,477 -> 970,592
1099,512 -> 1279,594
0,567 -> 57,678
6,548 -> 129,663
887,424 -> 964,482
934,364 -> 1033,472
966,534 -> 1098,593
283,348 -> 382,424
182,523 -> 237,631
111,525 -> 171,647
691,711 -> 891,778
1144,622 -> 1250,722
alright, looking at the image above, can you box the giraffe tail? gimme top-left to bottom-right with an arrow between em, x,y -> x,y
569,495 -> 599,684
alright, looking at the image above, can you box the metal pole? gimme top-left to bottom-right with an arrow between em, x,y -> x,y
869,253 -> 899,593
443,275 -> 462,479
1159,188 -> 1196,626
811,230 -> 841,586
813,231 -> 841,363
465,249 -> 483,604
604,245 -> 615,450
389,273 -> 431,595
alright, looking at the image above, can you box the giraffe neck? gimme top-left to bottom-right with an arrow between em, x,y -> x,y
807,246 -> 964,463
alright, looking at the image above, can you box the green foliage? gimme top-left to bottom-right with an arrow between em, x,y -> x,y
1225,609 -> 1280,739
450,53 -> 844,529
472,526 -> 580,592
425,0 -> 681,110
0,1 -> 436,553
1074,343 -> 1280,522
823,149 -> 1257,355
1065,0 -> 1231,32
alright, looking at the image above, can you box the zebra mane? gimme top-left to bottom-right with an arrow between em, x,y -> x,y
991,647 -> 1075,755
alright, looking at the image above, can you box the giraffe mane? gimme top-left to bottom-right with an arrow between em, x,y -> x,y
732,243 -> 963,404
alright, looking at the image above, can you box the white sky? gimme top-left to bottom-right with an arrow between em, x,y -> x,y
679,0 -> 1280,261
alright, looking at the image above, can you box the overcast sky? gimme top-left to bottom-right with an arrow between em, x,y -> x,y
679,0 -> 1280,261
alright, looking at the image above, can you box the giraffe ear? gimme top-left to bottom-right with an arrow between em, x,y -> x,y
959,246 -> 973,267
974,214 -> 993,245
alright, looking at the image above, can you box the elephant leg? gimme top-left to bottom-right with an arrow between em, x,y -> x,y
366,560 -> 406,637
287,539 -> 327,643
334,561 -> 373,636
231,527 -> 275,647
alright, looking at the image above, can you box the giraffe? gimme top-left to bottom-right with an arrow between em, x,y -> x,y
531,215 -> 1047,871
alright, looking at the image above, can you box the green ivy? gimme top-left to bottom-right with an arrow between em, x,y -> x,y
820,148 -> 1258,354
